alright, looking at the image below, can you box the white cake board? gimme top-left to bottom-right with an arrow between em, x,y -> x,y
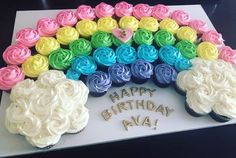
1,5 -> 235,157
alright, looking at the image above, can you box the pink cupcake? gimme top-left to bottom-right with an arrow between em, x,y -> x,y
95,2 -> 114,18
133,3 -> 152,20
202,30 -> 224,47
76,5 -> 96,20
171,10 -> 191,26
151,4 -> 171,20
219,46 -> 236,65
115,1 -> 133,17
16,28 -> 40,48
36,18 -> 59,37
3,44 -> 31,65
0,65 -> 25,91
189,19 -> 209,34
56,10 -> 78,26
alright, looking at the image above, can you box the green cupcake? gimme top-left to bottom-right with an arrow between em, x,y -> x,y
154,30 -> 176,47
91,31 -> 112,48
175,40 -> 197,59
112,35 -> 133,47
133,29 -> 154,45
69,38 -> 92,56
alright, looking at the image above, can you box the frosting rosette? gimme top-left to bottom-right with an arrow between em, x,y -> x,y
159,45 -> 181,66
95,2 -> 114,18
91,31 -> 112,48
56,10 -> 77,26
175,40 -> 197,59
56,26 -> 79,45
197,42 -> 218,60
108,63 -> 131,84
171,10 -> 191,26
154,63 -> 177,84
119,16 -> 139,31
93,47 -> 116,66
3,44 -> 31,65
69,38 -> 92,56
76,19 -> 97,37
76,5 -> 96,20
133,29 -> 154,45
137,44 -> 158,62
132,3 -> 152,20
175,56 -> 192,72
0,65 -> 25,91
219,46 -> 236,65
131,59 -> 153,79
202,30 -> 224,47
115,1 -> 133,17
154,29 -> 176,47
71,56 -> 97,75
116,44 -> 136,64
159,18 -> 179,34
139,17 -> 159,32
189,19 -> 208,34
49,48 -> 74,70
152,4 -> 171,20
176,26 -> 197,43
97,17 -> 118,33
16,28 -> 40,47
35,37 -> 60,56
36,18 -> 59,37
66,68 -> 81,80
112,34 -> 133,47
22,54 -> 49,78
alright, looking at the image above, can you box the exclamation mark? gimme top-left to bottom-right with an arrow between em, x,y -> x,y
154,119 -> 158,130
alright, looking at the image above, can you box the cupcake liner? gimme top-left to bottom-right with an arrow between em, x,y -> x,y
152,75 -> 170,88
185,102 -> 203,117
90,91 -> 107,97
37,145 -> 54,150
112,81 -> 127,87
209,111 -> 231,123
97,65 -> 109,73
131,76 -> 148,84
173,82 -> 186,96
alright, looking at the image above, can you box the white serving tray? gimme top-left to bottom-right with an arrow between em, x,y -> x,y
1,5 -> 235,157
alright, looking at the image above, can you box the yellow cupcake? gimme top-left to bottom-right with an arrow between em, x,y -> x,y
56,26 -> 79,45
76,19 -> 97,37
176,26 -> 197,43
197,42 -> 218,60
22,54 -> 49,78
35,37 -> 60,56
119,16 -> 139,31
139,17 -> 159,32
159,18 -> 179,34
97,17 -> 118,33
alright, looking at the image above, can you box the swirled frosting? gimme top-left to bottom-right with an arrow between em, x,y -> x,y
35,37 -> 60,56
76,5 -> 96,20
112,34 -> 133,46
69,38 -> 92,56
95,2 -> 114,18
116,44 -> 136,64
71,56 -> 97,75
56,26 -> 79,45
93,47 -> 116,66
159,45 -> 181,66
131,59 -> 153,79
154,29 -> 176,47
16,28 -> 40,47
197,42 -> 218,60
202,30 -> 224,47
154,64 -> 177,84
86,71 -> 112,93
159,18 -> 179,34
3,44 -> 31,65
132,3 -> 152,20
108,63 -> 131,83
76,19 -> 97,37
0,65 -> 25,91
97,17 -> 118,33
56,10 -> 77,27
171,10 -> 191,26
175,40 -> 197,59
66,68 -> 81,80
49,48 -> 74,70
152,4 -> 171,20
189,19 -> 208,34
91,31 -> 112,48
133,28 -> 154,45
139,17 -> 159,32
219,46 -> 236,65
22,54 -> 49,78
36,18 -> 59,37
176,26 -> 197,43
137,44 -> 158,62
174,56 -> 192,72
119,16 -> 139,31
115,1 -> 133,17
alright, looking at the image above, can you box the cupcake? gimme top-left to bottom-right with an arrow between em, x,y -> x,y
66,68 -> 81,80
154,29 -> 176,47
112,28 -> 133,46
174,56 -> 192,72
108,63 -> 131,87
153,63 -> 177,88
202,30 -> 224,47
36,18 -> 59,37
56,9 -> 77,27
170,10 -> 191,26
219,46 -> 236,65
86,71 -> 112,97
175,40 -> 197,59
3,44 -> 31,65
139,17 -> 159,32
114,1 -> 133,17
159,18 -> 179,34
119,16 -> 139,31
158,45 -> 181,66
69,38 -> 92,56
91,31 -> 112,48
132,3 -> 152,20
76,5 -> 96,20
35,37 -> 60,56
56,26 -> 79,45
197,42 -> 218,60
131,59 -> 153,84
189,19 -> 209,35
16,28 -> 40,48
174,71 -> 187,96
76,19 -> 97,38
152,4 -> 171,21
116,44 -> 136,64
137,44 -> 158,63
97,17 -> 118,33
133,28 -> 154,45
176,26 -> 197,43
95,2 -> 114,18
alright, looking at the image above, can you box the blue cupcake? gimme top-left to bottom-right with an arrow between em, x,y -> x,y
66,68 -> 81,80
137,44 -> 158,63
71,56 -> 97,75
86,71 -> 112,97
116,44 -> 136,65
131,59 -> 153,84
158,45 -> 181,66
174,56 -> 192,72
108,63 -> 131,87
153,63 -> 177,88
